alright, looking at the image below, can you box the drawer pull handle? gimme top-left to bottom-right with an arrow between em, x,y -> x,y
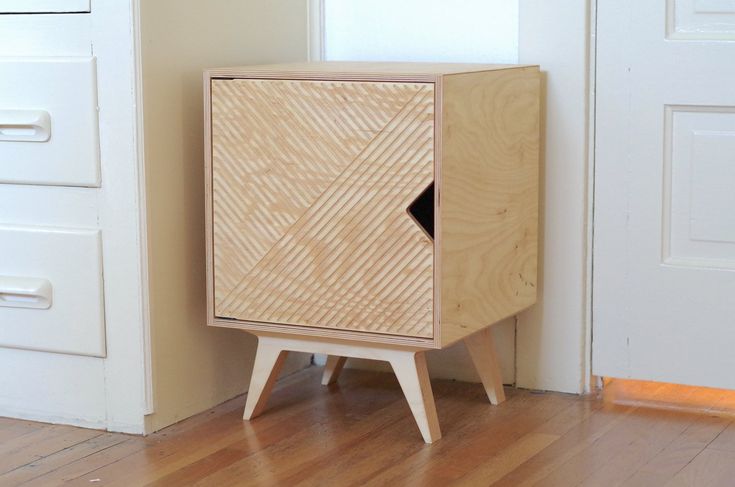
0,276 -> 52,309
0,110 -> 51,142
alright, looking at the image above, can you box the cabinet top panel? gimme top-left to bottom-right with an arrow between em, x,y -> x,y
206,62 -> 536,83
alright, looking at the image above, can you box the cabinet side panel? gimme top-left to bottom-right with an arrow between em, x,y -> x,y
440,68 -> 540,346
211,79 -> 435,338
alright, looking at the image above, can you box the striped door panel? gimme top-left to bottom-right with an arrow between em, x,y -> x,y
211,79 -> 434,338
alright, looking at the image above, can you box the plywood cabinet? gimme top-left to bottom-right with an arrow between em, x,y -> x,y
205,62 -> 540,442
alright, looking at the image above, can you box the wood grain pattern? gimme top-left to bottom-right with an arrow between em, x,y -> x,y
465,327 -> 507,405
439,67 -> 540,346
211,79 -> 435,338
389,350 -> 441,443
241,341 -> 288,420
4,373 -> 735,486
321,355 -> 347,385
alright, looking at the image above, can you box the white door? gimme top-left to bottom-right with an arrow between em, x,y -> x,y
594,0 -> 735,388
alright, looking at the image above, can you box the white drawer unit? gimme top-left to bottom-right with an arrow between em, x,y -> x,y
0,0 -> 90,14
0,57 -> 100,186
0,225 -> 106,357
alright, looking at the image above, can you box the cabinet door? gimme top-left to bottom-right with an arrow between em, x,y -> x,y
210,78 -> 435,338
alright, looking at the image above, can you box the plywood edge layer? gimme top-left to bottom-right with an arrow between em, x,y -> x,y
438,66 -> 541,347
207,70 -> 437,83
210,318 -> 440,349
205,62 -> 540,83
204,72 -> 216,343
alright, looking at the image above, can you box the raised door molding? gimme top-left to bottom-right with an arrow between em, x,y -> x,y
0,0 -> 90,13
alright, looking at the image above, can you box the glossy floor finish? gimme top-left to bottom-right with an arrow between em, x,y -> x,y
2,368 -> 735,486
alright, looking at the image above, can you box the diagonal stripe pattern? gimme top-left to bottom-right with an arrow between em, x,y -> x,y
211,79 -> 435,338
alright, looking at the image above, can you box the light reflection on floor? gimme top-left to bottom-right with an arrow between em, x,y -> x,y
602,378 -> 735,418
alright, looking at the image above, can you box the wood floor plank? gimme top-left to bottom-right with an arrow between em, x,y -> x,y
361,391 -> 579,487
182,372 -> 437,487
708,421 -> 735,452
32,367 -> 323,487
21,438 -> 146,487
448,396 -> 604,487
65,367 -> 348,486
619,415 -> 731,487
0,424 -> 103,475
451,432 -> 560,486
69,368 -> 395,486
0,433 -> 129,487
283,380 -> 499,487
490,402 -> 638,487
528,408 -> 696,486
665,448 -> 735,487
516,383 -> 679,486
0,417 -> 47,444
1,371 -> 734,487
575,411 -> 698,487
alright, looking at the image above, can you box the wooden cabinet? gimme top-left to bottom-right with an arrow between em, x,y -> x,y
205,62 -> 540,442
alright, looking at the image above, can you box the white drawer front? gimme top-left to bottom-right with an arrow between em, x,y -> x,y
0,57 -> 100,186
0,0 -> 90,13
0,225 -> 106,357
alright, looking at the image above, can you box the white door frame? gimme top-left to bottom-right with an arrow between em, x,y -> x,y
308,0 -> 596,394
585,0 -> 597,393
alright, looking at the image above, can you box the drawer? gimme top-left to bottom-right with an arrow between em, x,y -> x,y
0,225 -> 105,357
208,78 -> 435,338
0,57 -> 100,186
0,0 -> 90,13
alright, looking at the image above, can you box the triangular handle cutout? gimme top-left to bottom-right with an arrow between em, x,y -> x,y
407,182 -> 434,240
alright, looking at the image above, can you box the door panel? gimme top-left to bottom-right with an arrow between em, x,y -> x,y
210,79 -> 435,337
594,1 -> 735,388
666,106 -> 735,267
0,0 -> 90,13
667,0 -> 735,40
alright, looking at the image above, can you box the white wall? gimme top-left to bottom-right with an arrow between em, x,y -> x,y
321,0 -> 520,384
324,0 -> 518,63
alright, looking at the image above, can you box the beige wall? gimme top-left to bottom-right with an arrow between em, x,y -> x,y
140,0 -> 312,432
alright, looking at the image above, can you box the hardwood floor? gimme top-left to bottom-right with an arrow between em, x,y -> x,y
2,367 -> 735,486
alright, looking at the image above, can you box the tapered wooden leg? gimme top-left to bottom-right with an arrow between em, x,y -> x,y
465,327 -> 506,405
243,339 -> 288,420
390,351 -> 441,443
242,333 -> 443,442
321,355 -> 347,385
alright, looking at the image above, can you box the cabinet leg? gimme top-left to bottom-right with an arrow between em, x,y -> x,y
243,339 -> 288,420
465,327 -> 506,405
321,355 -> 347,385
390,351 -> 442,443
